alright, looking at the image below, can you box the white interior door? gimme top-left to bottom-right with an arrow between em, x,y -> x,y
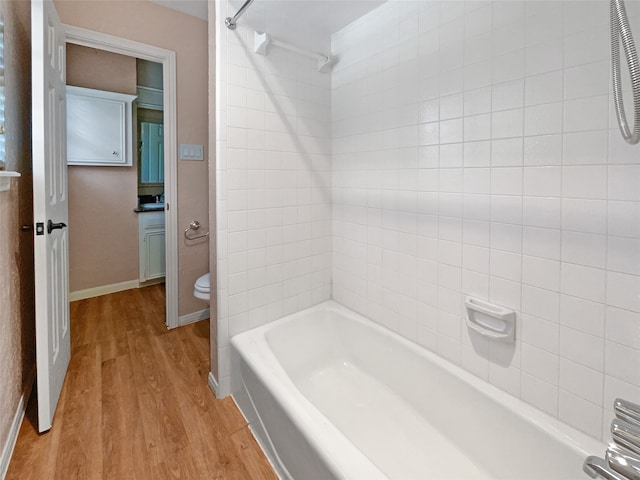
32,0 -> 70,433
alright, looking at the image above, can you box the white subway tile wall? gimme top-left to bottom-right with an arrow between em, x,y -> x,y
331,0 -> 640,440
216,0 -> 640,441
215,1 -> 332,394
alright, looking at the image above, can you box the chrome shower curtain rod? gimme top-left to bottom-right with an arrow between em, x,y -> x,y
225,0 -> 256,29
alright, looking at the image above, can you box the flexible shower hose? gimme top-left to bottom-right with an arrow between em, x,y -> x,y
612,0 -> 640,144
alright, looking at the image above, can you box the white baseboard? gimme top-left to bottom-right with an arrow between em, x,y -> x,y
208,371 -> 219,398
178,308 -> 210,327
0,367 -> 35,480
208,372 -> 230,398
69,279 -> 139,302
138,277 -> 165,288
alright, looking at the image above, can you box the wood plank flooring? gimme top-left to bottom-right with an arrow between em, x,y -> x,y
6,285 -> 277,480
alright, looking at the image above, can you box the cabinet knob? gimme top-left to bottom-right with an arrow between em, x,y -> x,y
112,150 -> 119,156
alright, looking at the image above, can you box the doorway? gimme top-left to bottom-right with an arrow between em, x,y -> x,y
66,47 -> 168,317
64,25 -> 179,328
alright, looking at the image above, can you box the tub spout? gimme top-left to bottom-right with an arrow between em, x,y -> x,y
583,456 -> 628,480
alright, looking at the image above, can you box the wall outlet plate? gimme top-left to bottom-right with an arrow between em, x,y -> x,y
179,144 -> 204,161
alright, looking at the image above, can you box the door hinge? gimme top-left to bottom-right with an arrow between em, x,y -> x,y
36,222 -> 45,236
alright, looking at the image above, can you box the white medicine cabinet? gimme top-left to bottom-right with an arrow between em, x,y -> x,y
66,85 -> 136,166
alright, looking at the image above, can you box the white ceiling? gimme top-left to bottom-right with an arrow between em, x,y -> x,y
228,0 -> 385,48
150,0 -> 385,51
150,0 -> 208,20
233,0 -> 385,36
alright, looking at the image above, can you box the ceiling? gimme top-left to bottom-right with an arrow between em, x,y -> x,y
228,0 -> 385,48
150,0 -> 385,51
150,0 -> 208,20
231,0 -> 385,36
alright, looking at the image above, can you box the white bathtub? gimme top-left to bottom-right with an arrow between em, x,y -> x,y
230,301 -> 605,480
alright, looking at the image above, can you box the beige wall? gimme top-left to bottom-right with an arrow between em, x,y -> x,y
67,44 -> 137,94
56,0 -> 210,315
0,0 -> 35,458
66,45 -> 140,292
137,58 -> 162,89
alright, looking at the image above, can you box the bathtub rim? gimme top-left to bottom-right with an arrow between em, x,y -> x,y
231,299 -> 607,478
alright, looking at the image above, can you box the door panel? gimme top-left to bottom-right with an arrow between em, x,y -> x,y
32,0 -> 70,433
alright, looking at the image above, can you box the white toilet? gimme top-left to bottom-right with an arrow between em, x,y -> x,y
193,273 -> 210,303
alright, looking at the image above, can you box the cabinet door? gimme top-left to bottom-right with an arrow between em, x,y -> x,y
138,211 -> 166,282
144,229 -> 166,280
66,86 -> 136,166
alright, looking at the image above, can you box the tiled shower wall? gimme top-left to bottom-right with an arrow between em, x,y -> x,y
215,1 -> 332,394
331,0 -> 640,440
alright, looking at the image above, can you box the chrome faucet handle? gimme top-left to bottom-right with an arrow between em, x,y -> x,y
584,455 -> 630,480
615,398 -> 640,428
606,445 -> 640,480
612,418 -> 640,456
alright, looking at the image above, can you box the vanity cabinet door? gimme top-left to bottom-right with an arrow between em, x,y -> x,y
143,229 -> 166,280
139,211 -> 166,282
66,86 -> 136,166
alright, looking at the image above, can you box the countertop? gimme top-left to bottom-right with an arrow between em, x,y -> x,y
133,205 -> 165,213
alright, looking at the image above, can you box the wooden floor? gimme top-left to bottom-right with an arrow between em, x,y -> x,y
6,285 -> 277,480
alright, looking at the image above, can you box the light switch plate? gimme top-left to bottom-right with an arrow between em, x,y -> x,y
179,144 -> 204,161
